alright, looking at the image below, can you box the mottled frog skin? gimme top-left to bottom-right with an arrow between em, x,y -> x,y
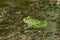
23,16 -> 48,28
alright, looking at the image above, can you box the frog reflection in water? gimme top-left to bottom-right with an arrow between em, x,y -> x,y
23,16 -> 48,28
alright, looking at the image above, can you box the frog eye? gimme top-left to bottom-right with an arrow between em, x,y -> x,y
27,16 -> 30,19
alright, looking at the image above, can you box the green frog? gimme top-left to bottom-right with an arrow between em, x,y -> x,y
23,16 -> 48,28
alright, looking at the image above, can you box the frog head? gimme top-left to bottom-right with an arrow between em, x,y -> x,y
23,16 -> 31,24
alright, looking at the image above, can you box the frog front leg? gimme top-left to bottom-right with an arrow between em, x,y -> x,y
28,24 -> 32,27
